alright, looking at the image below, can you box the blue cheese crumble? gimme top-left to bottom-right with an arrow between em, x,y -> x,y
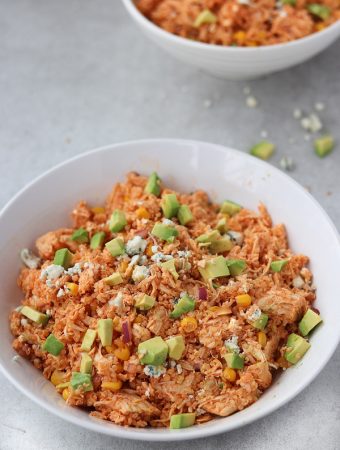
125,236 -> 147,256
132,265 -> 150,283
224,335 -> 240,353
143,365 -> 166,378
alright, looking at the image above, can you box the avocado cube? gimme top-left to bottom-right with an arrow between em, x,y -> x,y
225,352 -> 244,369
314,134 -> 334,158
209,236 -> 233,254
70,372 -> 93,392
250,141 -> 275,161
97,318 -> 113,346
103,272 -> 124,286
105,237 -> 125,257
166,336 -> 185,360
109,209 -> 127,233
135,294 -> 156,311
220,200 -> 242,216
151,222 -> 178,242
178,205 -> 193,226
161,259 -> 179,280
170,294 -> 195,319
308,4 -> 331,20
53,248 -> 73,269
90,231 -> 106,249
194,8 -> 216,27
80,329 -> 97,352
161,194 -> 180,219
270,259 -> 289,272
196,230 -> 220,244
170,412 -> 196,429
216,218 -> 228,234
299,309 -> 322,336
80,353 -> 93,374
226,259 -> 247,276
198,256 -> 230,282
20,306 -> 49,325
145,172 -> 161,197
71,228 -> 89,244
138,336 -> 168,365
284,333 -> 311,364
42,334 -> 64,356
251,313 -> 269,330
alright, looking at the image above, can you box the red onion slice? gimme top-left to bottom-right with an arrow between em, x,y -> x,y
122,320 -> 132,344
198,287 -> 208,300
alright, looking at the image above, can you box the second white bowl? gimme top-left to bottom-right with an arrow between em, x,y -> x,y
122,0 -> 340,80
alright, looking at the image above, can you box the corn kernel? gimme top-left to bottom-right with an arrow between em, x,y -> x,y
180,316 -> 198,333
222,367 -> 237,383
51,370 -> 65,386
134,315 -> 144,324
315,23 -> 326,32
124,195 -> 130,202
91,206 -> 105,214
146,243 -> 154,257
105,345 -> 116,354
113,316 -> 122,331
236,294 -> 252,307
62,388 -> 70,401
208,306 -> 219,312
102,380 -> 122,391
114,346 -> 130,361
65,282 -> 79,296
136,207 -> 150,219
233,31 -> 246,42
258,331 -> 267,348
119,260 -> 129,273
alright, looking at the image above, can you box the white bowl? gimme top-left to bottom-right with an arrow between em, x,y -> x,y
121,0 -> 340,80
0,139 -> 339,441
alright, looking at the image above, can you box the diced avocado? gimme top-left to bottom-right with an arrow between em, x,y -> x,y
138,336 -> 168,365
226,259 -> 247,276
161,193 -> 180,219
161,259 -> 179,280
281,0 -> 296,4
270,259 -> 289,272
178,205 -> 193,226
20,306 -> 48,325
135,294 -> 156,311
170,294 -> 195,319
151,222 -> 178,242
90,231 -> 106,249
209,236 -> 233,254
250,141 -> 275,161
42,334 -> 64,356
109,209 -> 127,232
71,228 -> 89,244
105,237 -> 125,257
216,217 -> 228,234
198,256 -> 230,282
194,9 -> 216,27
103,272 -> 124,286
166,336 -> 185,360
284,333 -> 311,364
53,248 -> 73,269
196,230 -> 220,244
314,135 -> 334,158
170,412 -> 196,429
224,353 -> 244,369
70,372 -> 93,392
145,172 -> 161,197
251,313 -> 269,330
308,4 -> 331,20
80,353 -> 92,374
220,200 -> 242,216
299,309 -> 322,336
80,329 -> 97,352
97,318 -> 113,346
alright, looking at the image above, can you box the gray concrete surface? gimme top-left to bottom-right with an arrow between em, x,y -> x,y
0,1 -> 339,449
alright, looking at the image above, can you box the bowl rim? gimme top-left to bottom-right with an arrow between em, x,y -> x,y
1,138 -> 340,441
121,0 -> 340,53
